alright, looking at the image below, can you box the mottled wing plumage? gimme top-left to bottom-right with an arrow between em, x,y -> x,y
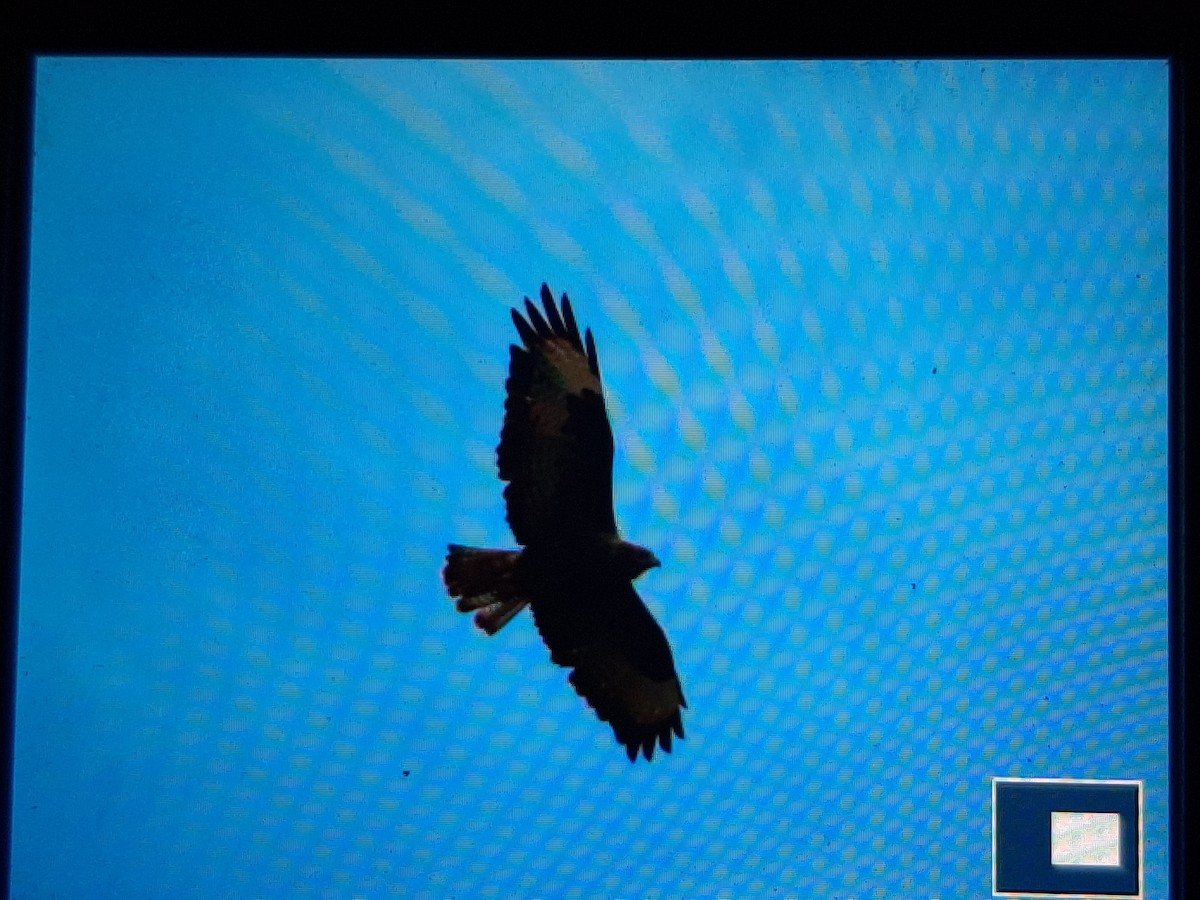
498,284 -> 617,544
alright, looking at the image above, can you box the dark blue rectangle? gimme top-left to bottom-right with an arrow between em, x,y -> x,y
994,780 -> 1140,896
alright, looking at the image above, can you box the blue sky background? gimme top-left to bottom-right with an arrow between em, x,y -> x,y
14,59 -> 1169,898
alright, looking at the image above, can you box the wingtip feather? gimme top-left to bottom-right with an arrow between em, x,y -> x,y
584,328 -> 599,375
524,298 -> 552,338
560,294 -> 583,348
541,284 -> 567,334
511,307 -> 537,346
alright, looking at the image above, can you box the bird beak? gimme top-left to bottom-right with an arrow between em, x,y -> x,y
651,554 -> 662,569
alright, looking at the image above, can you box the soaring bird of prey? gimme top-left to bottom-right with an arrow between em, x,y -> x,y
443,283 -> 685,761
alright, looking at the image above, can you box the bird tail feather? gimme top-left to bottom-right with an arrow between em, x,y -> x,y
443,544 -> 528,635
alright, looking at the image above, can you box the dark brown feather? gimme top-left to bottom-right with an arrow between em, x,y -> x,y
540,283 -> 567,333
498,286 -> 616,544
523,549 -> 685,762
445,284 -> 685,762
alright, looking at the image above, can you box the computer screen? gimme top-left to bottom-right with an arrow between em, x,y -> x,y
10,58 -> 1170,897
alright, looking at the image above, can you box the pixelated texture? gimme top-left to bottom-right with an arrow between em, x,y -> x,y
16,59 -> 1168,898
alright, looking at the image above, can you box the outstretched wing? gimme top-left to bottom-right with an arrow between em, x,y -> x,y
498,283 -> 618,545
530,578 -> 686,762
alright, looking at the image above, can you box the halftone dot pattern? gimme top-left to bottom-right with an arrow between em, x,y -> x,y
15,59 -> 1168,898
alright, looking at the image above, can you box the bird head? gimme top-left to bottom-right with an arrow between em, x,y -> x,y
613,540 -> 661,580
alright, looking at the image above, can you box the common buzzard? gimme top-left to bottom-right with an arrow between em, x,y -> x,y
443,284 -> 686,761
